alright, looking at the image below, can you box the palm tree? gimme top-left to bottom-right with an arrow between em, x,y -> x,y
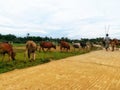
27,33 -> 30,38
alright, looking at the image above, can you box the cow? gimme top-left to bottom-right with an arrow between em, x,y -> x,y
39,41 -> 56,52
110,38 -> 120,51
72,42 -> 81,51
79,41 -> 92,51
60,41 -> 70,52
25,40 -> 37,61
0,42 -> 16,61
86,41 -> 93,51
80,42 -> 87,49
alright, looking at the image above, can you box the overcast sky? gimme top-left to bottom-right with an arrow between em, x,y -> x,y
0,0 -> 120,39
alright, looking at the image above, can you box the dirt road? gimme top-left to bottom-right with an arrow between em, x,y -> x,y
0,50 -> 120,90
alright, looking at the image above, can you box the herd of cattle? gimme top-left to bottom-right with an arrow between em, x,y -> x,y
102,38 -> 120,51
0,40 -> 93,62
0,38 -> 119,62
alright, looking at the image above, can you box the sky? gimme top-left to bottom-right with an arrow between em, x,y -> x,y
0,0 -> 120,39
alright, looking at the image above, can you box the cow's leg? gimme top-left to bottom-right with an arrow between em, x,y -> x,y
28,50 -> 31,61
39,46 -> 41,52
46,48 -> 48,51
85,46 -> 87,51
32,52 -> 36,61
80,46 -> 83,51
66,48 -> 68,52
28,53 -> 30,60
42,48 -> 45,52
64,47 -> 68,52
1,54 -> 5,62
113,45 -> 115,51
115,45 -> 119,50
47,48 -> 49,51
60,46 -> 62,52
64,47 -> 66,51
112,45 -> 114,51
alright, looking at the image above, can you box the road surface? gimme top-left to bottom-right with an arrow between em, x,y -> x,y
0,50 -> 120,90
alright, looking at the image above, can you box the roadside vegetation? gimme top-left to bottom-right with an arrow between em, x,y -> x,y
0,43 -> 101,74
0,34 -> 102,73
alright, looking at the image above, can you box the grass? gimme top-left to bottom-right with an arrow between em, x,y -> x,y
0,44 -> 101,74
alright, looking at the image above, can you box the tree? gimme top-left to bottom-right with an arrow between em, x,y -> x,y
27,33 -> 30,38
4,34 -> 16,41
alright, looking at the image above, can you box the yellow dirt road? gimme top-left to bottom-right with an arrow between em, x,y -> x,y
0,50 -> 120,90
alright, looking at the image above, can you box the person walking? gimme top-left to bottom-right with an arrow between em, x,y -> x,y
104,34 -> 110,51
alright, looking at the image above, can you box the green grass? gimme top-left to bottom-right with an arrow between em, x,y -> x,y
13,43 -> 25,47
0,45 -> 101,74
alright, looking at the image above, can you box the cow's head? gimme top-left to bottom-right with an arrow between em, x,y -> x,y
53,44 -> 56,49
11,51 -> 16,60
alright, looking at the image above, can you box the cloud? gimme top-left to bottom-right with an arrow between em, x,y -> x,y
0,0 -> 120,39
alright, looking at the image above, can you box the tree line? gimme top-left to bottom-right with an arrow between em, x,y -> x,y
0,33 -> 104,44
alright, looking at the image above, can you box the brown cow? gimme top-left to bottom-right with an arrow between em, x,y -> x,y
110,38 -> 120,51
25,40 -> 37,61
0,42 -> 15,61
60,41 -> 70,52
39,41 -> 56,52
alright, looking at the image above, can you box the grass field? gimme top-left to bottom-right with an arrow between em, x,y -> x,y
0,43 -> 100,74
